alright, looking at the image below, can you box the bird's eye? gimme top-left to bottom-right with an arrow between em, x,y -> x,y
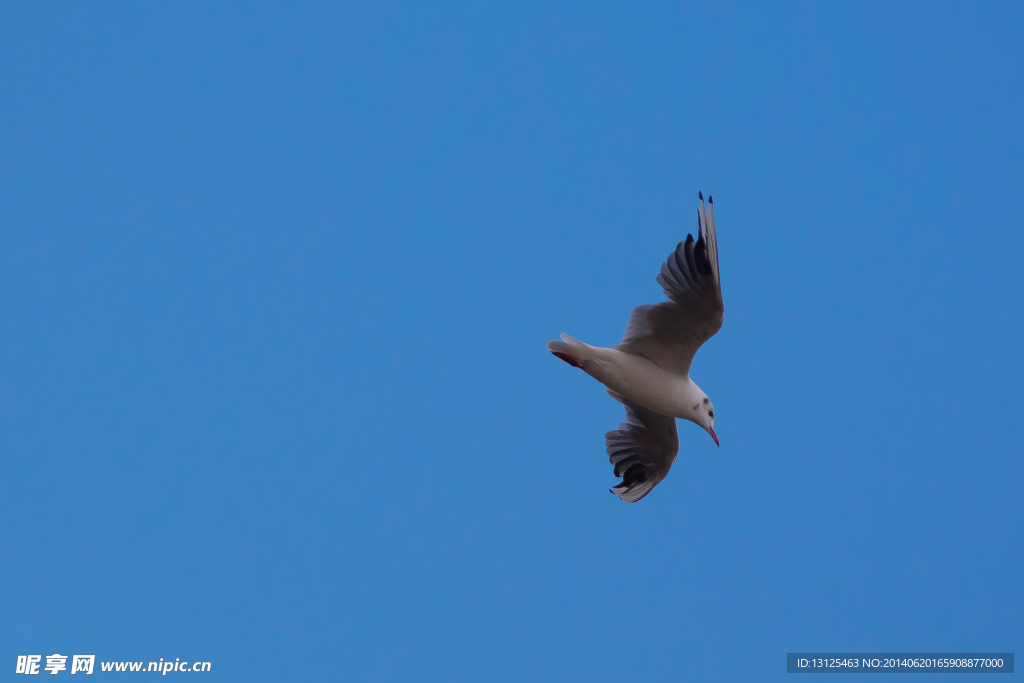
709,411 -> 714,418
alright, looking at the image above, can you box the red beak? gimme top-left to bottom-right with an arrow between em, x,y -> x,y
708,427 -> 719,447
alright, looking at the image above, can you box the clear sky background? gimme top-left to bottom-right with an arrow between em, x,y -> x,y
2,3 -> 1021,681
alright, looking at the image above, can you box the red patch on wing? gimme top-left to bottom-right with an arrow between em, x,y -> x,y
551,351 -> 583,369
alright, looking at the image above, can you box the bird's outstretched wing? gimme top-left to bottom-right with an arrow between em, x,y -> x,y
605,390 -> 679,503
616,194 -> 724,377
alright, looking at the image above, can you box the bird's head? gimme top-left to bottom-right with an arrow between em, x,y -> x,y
690,395 -> 719,447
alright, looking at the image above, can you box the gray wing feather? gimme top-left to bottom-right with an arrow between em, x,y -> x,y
616,196 -> 724,377
605,390 -> 679,503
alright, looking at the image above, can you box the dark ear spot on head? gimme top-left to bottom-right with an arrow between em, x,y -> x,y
703,398 -> 710,405
692,404 -> 700,411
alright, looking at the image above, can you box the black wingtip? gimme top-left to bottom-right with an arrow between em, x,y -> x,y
698,190 -> 703,201
708,194 -> 713,205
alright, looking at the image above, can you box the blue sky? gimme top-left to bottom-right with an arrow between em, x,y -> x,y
1,2 -> 1021,681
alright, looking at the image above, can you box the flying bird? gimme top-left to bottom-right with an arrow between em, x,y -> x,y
547,192 -> 724,502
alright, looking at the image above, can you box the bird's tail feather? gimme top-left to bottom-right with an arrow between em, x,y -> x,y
546,334 -> 594,369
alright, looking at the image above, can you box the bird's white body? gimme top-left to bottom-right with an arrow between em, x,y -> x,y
563,339 -> 706,425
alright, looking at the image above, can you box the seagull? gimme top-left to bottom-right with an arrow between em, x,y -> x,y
547,192 -> 724,502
